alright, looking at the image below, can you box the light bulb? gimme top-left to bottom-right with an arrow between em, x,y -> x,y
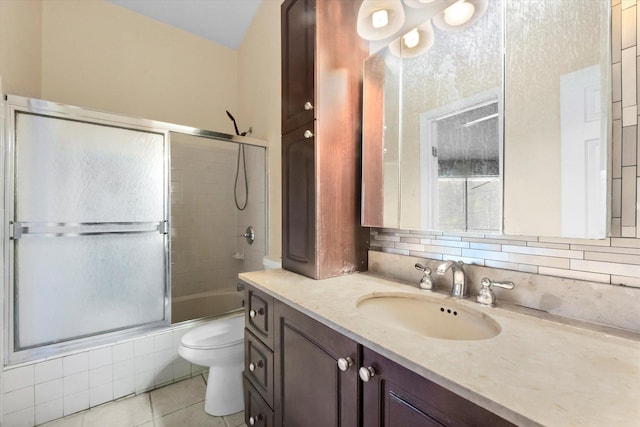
371,9 -> 389,29
443,0 -> 475,27
403,28 -> 420,49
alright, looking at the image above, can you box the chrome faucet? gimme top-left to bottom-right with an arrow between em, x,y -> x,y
436,260 -> 468,298
414,263 -> 435,291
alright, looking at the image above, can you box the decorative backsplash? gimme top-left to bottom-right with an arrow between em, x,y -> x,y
371,0 -> 640,291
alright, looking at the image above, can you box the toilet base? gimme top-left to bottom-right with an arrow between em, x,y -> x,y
204,365 -> 244,416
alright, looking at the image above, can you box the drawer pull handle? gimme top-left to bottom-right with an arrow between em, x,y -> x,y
337,357 -> 353,372
359,366 -> 376,382
249,360 -> 264,372
249,413 -> 263,425
304,101 -> 314,110
303,129 -> 314,139
249,307 -> 264,318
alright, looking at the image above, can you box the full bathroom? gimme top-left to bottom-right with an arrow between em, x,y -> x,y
0,0 -> 639,426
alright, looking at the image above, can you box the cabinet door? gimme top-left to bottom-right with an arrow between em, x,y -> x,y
281,0 -> 315,133
361,347 -> 515,427
281,124 -> 316,278
274,300 -> 359,427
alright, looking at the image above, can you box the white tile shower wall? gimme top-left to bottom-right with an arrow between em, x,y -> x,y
1,323 -> 208,426
171,134 -> 240,298
371,0 -> 640,292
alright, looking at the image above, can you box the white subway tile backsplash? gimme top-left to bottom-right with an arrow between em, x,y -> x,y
621,47 -> 637,107
3,365 -> 34,393
35,359 -> 63,384
35,379 -> 63,405
538,267 -> 611,283
63,353 -> 88,377
4,386 -> 34,415
622,105 -> 637,125
622,6 -> 637,48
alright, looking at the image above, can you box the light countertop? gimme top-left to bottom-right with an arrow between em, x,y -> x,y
238,269 -> 640,427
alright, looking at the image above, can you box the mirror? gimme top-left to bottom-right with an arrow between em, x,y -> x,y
362,0 -> 610,239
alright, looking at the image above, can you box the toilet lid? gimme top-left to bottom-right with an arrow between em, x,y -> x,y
180,316 -> 244,350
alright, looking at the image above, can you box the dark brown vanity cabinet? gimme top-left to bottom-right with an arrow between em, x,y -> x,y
244,287 -> 275,425
242,283 -> 515,427
273,300 -> 360,426
360,348 -> 515,427
281,0 -> 369,279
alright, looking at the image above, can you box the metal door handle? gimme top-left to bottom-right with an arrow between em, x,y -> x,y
359,366 -> 376,382
303,130 -> 313,139
337,357 -> 353,372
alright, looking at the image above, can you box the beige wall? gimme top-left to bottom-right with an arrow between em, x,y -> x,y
40,0 -> 238,132
0,0 -> 42,98
238,0 -> 283,261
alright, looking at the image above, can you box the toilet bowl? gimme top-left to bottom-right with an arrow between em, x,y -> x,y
178,314 -> 244,416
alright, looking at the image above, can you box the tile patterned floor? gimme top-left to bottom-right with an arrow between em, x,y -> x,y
40,376 -> 247,427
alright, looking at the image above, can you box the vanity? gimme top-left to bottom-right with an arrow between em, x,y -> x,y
240,268 -> 640,427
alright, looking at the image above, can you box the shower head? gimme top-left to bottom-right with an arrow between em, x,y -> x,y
226,110 -> 241,136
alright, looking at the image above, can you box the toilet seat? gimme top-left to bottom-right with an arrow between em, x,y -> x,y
180,316 -> 244,350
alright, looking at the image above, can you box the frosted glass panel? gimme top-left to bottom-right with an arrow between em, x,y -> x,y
15,112 -> 165,222
15,233 -> 166,349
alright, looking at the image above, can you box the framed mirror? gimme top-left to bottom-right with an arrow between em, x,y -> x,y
362,0 -> 610,239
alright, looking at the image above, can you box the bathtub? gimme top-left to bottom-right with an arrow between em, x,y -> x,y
172,290 -> 244,324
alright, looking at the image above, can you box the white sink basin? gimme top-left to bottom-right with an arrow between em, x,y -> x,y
356,292 -> 501,341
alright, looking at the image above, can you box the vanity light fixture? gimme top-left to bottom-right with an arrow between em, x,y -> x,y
389,20 -> 435,58
443,0 -> 475,26
357,0 -> 406,40
433,0 -> 488,32
403,0 -> 436,7
371,9 -> 389,28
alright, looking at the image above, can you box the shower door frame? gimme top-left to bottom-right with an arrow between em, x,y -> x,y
3,95 -> 173,365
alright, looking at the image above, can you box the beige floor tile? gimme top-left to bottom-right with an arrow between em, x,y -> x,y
150,376 -> 206,418
81,394 -> 153,427
154,403 -> 226,427
134,422 -> 154,427
40,413 -> 83,427
223,411 -> 245,427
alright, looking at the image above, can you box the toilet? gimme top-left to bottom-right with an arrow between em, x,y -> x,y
178,314 -> 244,416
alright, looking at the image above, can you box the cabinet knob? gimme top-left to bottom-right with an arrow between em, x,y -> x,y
249,307 -> 264,318
337,357 -> 353,372
249,414 -> 263,425
303,129 -> 314,139
249,360 -> 263,372
359,366 -> 376,382
304,101 -> 314,110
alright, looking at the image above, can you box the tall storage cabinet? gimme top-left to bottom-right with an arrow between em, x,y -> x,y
281,0 -> 370,279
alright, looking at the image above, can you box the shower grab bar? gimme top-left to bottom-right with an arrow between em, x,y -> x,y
10,221 -> 168,239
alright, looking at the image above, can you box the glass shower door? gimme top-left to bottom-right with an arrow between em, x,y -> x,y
8,103 -> 169,359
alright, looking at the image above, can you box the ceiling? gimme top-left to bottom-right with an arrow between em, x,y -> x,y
107,0 -> 263,50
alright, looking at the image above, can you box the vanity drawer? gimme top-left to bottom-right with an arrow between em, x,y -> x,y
245,285 -> 274,348
245,329 -> 274,407
244,376 -> 275,427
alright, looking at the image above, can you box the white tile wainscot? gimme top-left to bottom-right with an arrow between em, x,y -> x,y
1,322 -> 209,426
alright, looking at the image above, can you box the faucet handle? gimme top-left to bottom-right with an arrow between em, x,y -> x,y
415,263 -> 435,291
477,277 -> 514,306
